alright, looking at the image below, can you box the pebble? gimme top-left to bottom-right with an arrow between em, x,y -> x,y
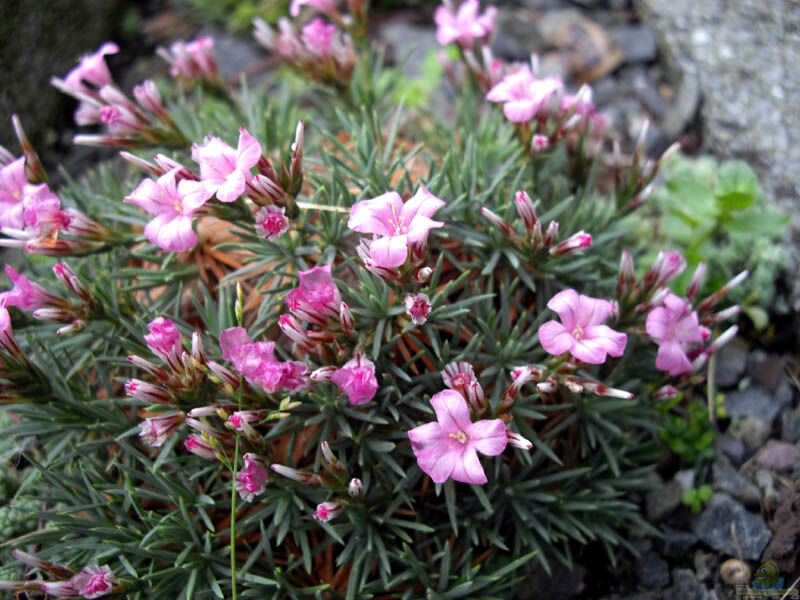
657,526 -> 699,558
692,493 -> 772,560
674,469 -> 696,492
713,340 -> 749,388
669,569 -> 706,600
645,479 -> 682,522
660,72 -> 700,140
781,406 -> 800,443
712,457 -> 761,508
754,440 -> 800,471
729,417 -> 772,451
492,8 -> 543,60
714,434 -> 745,466
693,549 -> 716,582
724,385 -> 786,424
635,550 -> 671,589
611,25 -> 658,63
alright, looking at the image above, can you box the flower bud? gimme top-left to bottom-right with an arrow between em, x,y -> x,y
686,262 -> 706,303
185,434 -> 218,461
207,360 -> 241,389
480,207 -> 522,245
12,114 -> 46,183
320,441 -> 347,474
404,293 -> 432,326
53,263 -> 91,304
279,314 -> 317,353
56,319 -> 86,336
697,271 -> 748,314
133,80 -> 166,118
271,464 -> 324,485
348,477 -> 363,497
707,325 -> 738,355
255,205 -> 289,240
311,366 -> 338,381
543,221 -> 559,247
653,385 -> 678,402
506,430 -> 533,450
414,266 -> 432,285
530,134 -> 549,154
514,190 -> 537,235
314,500 -> 342,522
191,332 -> 206,363
531,220 -> 543,249
339,302 -> 355,336
549,231 -> 592,256
139,412 -> 185,447
707,305 -> 741,324
616,250 -> 635,300
32,307 -> 74,322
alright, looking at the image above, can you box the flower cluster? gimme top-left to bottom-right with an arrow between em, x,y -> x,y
0,551 -> 120,598
156,36 -> 221,85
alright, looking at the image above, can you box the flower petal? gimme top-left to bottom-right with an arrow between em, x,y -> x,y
450,447 -> 487,484
546,289 -> 579,330
408,421 -> 444,455
155,214 -> 196,252
645,306 -> 670,342
430,389 -> 472,432
347,193 -> 402,236
538,320 -> 574,356
577,294 -> 613,327
570,338 -> 610,364
400,186 -> 446,221
417,444 -> 457,484
406,214 -> 444,243
466,419 -> 507,456
656,341 -> 692,375
368,235 -> 408,268
236,128 -> 262,171
217,170 -> 246,203
583,325 -> 627,357
503,99 -> 537,123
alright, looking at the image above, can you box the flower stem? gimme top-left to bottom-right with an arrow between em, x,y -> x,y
230,428 -> 240,600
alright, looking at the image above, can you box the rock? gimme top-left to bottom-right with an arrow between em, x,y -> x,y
621,66 -> 668,119
669,569 -> 705,600
378,20 -> 440,79
754,440 -> 800,471
712,458 -> 761,508
635,550 -> 670,589
692,493 -> 772,560
535,10 -> 624,82
713,339 -> 749,388
633,0 -> 800,311
646,479 -> 682,522
693,549 -> 716,582
492,8 -> 544,61
657,526 -> 698,558
748,351 -> 784,391
674,469 -> 696,492
518,558 -> 586,599
659,71 -> 700,140
714,435 -> 745,467
729,417 -> 772,451
782,406 -> 800,443
200,28 -> 265,85
611,26 -> 658,63
753,469 -> 779,509
592,75 -> 622,107
724,385 -> 788,424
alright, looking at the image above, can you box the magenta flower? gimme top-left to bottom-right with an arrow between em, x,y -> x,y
124,168 -> 214,252
331,353 -> 378,405
646,293 -> 704,376
144,317 -> 182,368
236,453 -> 269,502
434,0 -> 497,48
185,434 -> 217,460
302,18 -> 336,57
71,564 -> 118,598
192,128 -> 262,203
285,264 -> 342,325
348,186 -> 445,268
290,0 -> 337,17
0,265 -> 62,311
158,37 -> 219,82
63,42 -> 119,96
486,68 -> 563,123
0,157 -> 27,229
314,500 -> 343,522
408,389 -> 507,484
537,289 -> 627,364
404,293 -> 432,325
139,412 -> 184,447
254,205 -> 290,241
22,183 -> 71,237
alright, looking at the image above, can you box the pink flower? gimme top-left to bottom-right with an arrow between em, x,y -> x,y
348,186 -> 445,268
537,289 -> 627,364
487,68 -> 563,123
185,434 -> 218,460
255,205 -> 289,241
549,230 -> 592,256
290,0 -> 337,17
404,293 -> 432,325
144,317 -> 182,363
227,410 -> 266,438
159,37 -> 219,82
313,500 -> 342,521
442,361 -> 485,411
236,453 -> 269,502
71,564 -> 118,598
434,0 -> 497,48
218,327 -> 308,393
124,168 -> 214,252
645,293 -> 704,376
408,389 -> 507,484
285,264 -> 342,325
0,157 -> 27,229
22,183 -> 71,237
192,128 -> 262,203
0,265 -> 61,310
139,412 -> 184,447
331,353 -> 378,405
302,18 -> 336,57
63,42 -> 119,95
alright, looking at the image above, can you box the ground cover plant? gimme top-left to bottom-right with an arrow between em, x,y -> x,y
0,1 -> 748,597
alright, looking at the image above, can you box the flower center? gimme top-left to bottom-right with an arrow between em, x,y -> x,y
449,430 -> 468,444
451,373 -> 470,389
572,324 -> 584,340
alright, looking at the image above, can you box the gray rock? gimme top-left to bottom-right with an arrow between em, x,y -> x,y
518,558 -> 586,599
713,340 -> 749,388
657,526 -> 698,558
659,71 -> 700,140
693,549 -> 716,582
724,385 -> 788,424
729,417 -> 772,451
611,26 -> 658,63
199,28 -> 265,86
622,66 -> 668,119
633,0 -> 800,311
714,434 -> 745,466
635,550 -> 671,589
669,569 -> 706,600
781,406 -> 800,443
753,469 -> 779,509
692,493 -> 772,560
712,458 -> 761,508
592,76 -> 622,107
748,351 -> 785,391
646,479 -> 682,521
378,20 -> 440,80
674,469 -> 696,492
754,440 -> 800,471
492,8 -> 543,61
